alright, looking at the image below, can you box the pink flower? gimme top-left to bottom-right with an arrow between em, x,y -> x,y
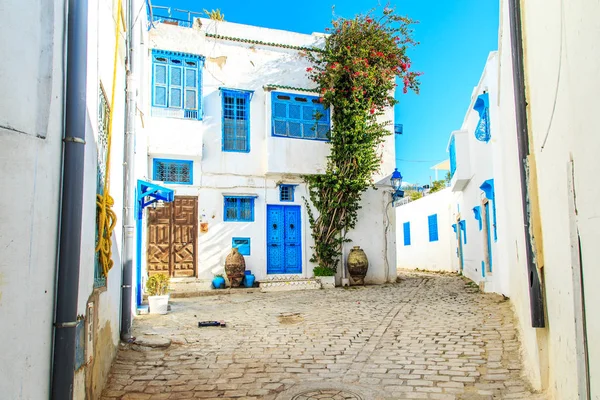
370,108 -> 375,114
306,67 -> 313,72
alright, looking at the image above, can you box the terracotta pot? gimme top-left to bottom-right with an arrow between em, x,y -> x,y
224,248 -> 246,287
347,246 -> 368,285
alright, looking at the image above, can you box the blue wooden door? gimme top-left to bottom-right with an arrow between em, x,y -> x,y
267,205 -> 301,274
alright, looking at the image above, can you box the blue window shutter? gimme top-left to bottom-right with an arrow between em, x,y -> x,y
224,196 -> 255,222
449,136 -> 457,177
169,64 -> 183,108
152,159 -> 193,184
232,237 -> 251,255
153,63 -> 167,107
428,214 -> 439,242
222,89 -> 251,152
271,92 -> 330,141
403,222 -> 411,246
279,185 -> 295,202
184,67 -> 197,110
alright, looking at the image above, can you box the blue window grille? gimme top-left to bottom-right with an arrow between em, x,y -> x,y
153,159 -> 193,184
271,92 -> 330,140
94,88 -> 109,288
474,93 -> 491,142
403,222 -> 411,246
279,184 -> 295,202
224,196 -> 255,222
221,88 -> 251,152
152,49 -> 204,120
428,214 -> 439,242
232,237 -> 251,255
449,135 -> 457,177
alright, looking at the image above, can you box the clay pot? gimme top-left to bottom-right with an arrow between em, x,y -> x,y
347,246 -> 368,285
224,248 -> 246,287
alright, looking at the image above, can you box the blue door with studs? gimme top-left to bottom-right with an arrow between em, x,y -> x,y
267,205 -> 301,274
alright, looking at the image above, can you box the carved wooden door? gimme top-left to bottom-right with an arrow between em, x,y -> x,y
147,196 -> 197,277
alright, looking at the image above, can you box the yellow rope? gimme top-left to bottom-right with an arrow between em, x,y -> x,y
95,0 -> 123,277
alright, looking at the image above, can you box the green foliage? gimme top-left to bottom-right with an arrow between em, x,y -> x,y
445,171 -> 452,185
303,7 -> 421,271
429,179 -> 447,194
406,190 -> 423,201
146,274 -> 170,296
204,9 -> 225,21
313,266 -> 336,276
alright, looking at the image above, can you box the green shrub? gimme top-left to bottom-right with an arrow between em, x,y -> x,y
313,266 -> 336,276
146,274 -> 170,296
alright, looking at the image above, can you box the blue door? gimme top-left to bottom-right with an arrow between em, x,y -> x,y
484,202 -> 493,272
267,205 -> 301,274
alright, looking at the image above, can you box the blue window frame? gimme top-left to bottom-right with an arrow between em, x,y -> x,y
152,158 -> 193,184
271,91 -> 330,140
152,49 -> 204,120
403,222 -> 411,246
428,214 -> 439,242
474,93 -> 491,142
279,184 -> 295,202
449,135 -> 457,177
232,237 -> 251,255
221,88 -> 251,152
224,196 -> 255,222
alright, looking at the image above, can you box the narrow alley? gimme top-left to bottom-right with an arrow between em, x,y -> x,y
101,271 -> 546,400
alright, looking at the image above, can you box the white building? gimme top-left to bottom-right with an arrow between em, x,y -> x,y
136,15 -> 398,291
0,0 -> 145,398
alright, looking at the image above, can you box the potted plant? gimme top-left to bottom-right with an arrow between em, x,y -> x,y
212,273 -> 226,289
313,266 -> 336,289
146,273 -> 170,314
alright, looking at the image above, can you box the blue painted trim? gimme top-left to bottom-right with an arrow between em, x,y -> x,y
279,184 -> 296,202
428,214 -> 439,242
271,91 -> 330,141
473,206 -> 482,231
223,196 -> 255,222
480,179 -> 497,241
485,202 -> 493,272
449,135 -> 457,177
403,222 -> 411,246
482,261 -> 486,277
459,220 -> 467,245
136,217 -> 142,306
221,88 -> 252,153
152,158 -> 193,185
232,237 -> 251,255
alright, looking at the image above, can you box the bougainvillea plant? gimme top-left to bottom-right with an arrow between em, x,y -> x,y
304,7 -> 421,273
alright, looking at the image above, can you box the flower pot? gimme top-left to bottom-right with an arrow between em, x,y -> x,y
224,248 -> 246,287
212,276 -> 226,289
347,246 -> 369,285
243,274 -> 255,288
148,295 -> 169,315
317,275 -> 335,289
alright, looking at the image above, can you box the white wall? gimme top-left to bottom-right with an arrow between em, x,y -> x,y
395,189 -> 455,272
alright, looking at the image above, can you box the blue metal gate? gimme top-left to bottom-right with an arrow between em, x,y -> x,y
267,205 -> 301,274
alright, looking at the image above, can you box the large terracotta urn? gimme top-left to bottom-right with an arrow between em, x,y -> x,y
347,246 -> 368,285
224,248 -> 246,287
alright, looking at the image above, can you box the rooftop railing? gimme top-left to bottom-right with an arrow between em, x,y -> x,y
149,6 -> 203,28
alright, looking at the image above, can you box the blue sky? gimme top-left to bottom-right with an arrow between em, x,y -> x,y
152,0 -> 499,185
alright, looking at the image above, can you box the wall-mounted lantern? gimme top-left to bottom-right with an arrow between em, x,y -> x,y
390,168 -> 405,205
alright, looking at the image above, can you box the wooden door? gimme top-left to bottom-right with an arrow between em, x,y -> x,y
147,196 -> 197,277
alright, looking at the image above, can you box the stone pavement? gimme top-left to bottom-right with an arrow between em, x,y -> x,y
101,271 -> 547,400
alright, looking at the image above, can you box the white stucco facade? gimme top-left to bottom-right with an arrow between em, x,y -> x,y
137,18 -> 397,288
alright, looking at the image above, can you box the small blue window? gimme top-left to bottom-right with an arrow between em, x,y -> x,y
222,88 -> 251,152
279,185 -> 295,202
449,135 -> 457,177
152,50 -> 204,120
271,92 -> 330,140
428,214 -> 439,242
403,222 -> 411,246
153,158 -> 193,185
232,237 -> 251,255
224,196 -> 255,222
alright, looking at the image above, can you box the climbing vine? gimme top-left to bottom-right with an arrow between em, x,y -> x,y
304,7 -> 421,272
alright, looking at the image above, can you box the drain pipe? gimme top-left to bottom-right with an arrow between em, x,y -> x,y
507,0 -> 545,328
51,0 -> 89,397
121,0 -> 138,342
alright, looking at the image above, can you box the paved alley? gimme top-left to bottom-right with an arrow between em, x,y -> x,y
101,271 -> 546,400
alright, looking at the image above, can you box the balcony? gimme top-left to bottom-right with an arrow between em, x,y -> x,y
149,6 -> 203,28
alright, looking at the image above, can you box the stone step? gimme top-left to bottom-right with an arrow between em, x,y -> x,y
258,278 -> 321,292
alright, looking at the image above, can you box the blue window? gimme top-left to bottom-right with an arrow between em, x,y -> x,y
232,237 -> 251,255
474,93 -> 491,142
403,222 -> 411,246
221,88 -> 251,152
428,214 -> 439,242
271,92 -> 330,140
449,135 -> 457,177
224,196 -> 255,222
279,184 -> 295,202
153,159 -> 193,184
152,50 -> 204,120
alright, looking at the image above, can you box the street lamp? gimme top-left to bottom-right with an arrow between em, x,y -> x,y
390,168 -> 405,205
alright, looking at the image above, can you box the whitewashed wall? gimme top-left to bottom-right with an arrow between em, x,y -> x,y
139,19 -> 397,285
395,189 -> 455,272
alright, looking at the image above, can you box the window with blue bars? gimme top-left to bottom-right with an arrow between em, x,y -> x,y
224,196 -> 255,222
152,49 -> 204,120
403,222 -> 411,246
449,135 -> 457,177
222,88 -> 251,152
271,92 -> 330,140
428,214 -> 439,242
94,87 -> 110,288
153,159 -> 193,184
232,237 -> 251,255
279,184 -> 295,202
473,93 -> 491,142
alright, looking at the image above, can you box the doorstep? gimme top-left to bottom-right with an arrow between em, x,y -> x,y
258,278 -> 321,292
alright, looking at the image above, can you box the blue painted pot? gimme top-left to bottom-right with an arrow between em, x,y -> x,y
212,276 -> 226,289
243,274 -> 255,288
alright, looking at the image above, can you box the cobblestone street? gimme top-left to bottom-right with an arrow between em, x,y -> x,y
102,271 -> 546,400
